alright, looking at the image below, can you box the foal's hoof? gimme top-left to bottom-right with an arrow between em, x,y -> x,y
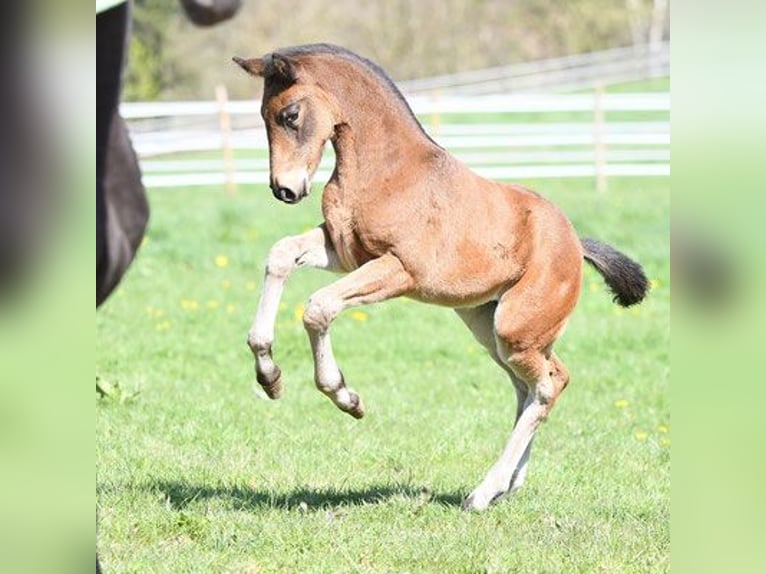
461,495 -> 483,512
345,393 -> 365,419
461,494 -> 492,512
256,366 -> 283,399
461,488 -> 507,512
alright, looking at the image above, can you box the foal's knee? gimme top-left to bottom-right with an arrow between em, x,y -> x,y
549,355 -> 570,393
302,293 -> 339,333
265,237 -> 299,278
536,355 -> 569,411
502,347 -> 570,410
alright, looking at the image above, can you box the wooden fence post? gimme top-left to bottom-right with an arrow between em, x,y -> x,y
215,84 -> 236,195
593,82 -> 607,193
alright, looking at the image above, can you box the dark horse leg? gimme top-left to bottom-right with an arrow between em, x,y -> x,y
97,5 -> 130,571
97,1 -> 129,303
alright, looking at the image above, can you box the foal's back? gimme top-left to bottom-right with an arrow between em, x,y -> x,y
379,151 -> 583,309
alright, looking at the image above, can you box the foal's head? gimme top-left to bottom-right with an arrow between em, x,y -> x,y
233,52 -> 339,204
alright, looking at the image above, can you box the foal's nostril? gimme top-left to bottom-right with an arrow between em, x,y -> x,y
275,187 -> 297,203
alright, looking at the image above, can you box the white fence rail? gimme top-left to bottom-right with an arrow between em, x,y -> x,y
397,43 -> 669,96
122,91 -> 669,190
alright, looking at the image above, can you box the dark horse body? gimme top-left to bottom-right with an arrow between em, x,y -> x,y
97,0 -> 242,306
97,3 -> 243,572
234,44 -> 647,510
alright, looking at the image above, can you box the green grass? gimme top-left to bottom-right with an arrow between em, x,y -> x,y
604,77 -> 669,93
97,176 -> 669,573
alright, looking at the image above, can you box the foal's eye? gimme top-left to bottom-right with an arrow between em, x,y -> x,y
279,104 -> 300,130
285,112 -> 299,128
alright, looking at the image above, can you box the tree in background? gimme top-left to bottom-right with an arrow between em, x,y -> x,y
124,0 -> 669,101
123,0 -> 185,100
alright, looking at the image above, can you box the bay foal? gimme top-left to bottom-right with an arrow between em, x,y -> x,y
234,44 -> 648,511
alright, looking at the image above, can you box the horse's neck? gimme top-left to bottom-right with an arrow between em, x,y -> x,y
329,101 -> 436,197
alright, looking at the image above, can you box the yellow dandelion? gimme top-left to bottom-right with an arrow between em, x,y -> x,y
614,399 -> 629,409
612,307 -> 624,317
153,309 -> 165,318
588,281 -> 599,293
206,300 -> 220,310
630,307 -> 641,316
226,304 -> 236,314
350,310 -> 368,322
215,255 -> 229,268
279,302 -> 287,311
221,279 -> 232,289
141,236 -> 150,247
650,278 -> 660,289
660,437 -> 670,447
246,281 -> 257,291
658,424 -> 669,434
294,303 -> 305,321
180,298 -> 199,311
155,320 -> 171,331
635,430 -> 648,441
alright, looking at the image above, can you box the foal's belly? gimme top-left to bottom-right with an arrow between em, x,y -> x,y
406,285 -> 505,309
401,240 -> 525,308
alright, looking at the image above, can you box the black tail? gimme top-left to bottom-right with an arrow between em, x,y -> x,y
581,238 -> 648,307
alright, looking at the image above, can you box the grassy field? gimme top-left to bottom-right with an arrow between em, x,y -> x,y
97,176 -> 669,573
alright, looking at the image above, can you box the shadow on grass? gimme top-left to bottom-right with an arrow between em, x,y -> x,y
134,479 -> 466,512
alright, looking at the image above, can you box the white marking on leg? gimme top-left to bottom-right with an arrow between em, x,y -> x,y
455,305 -> 537,497
508,380 -> 533,492
300,254 -> 413,418
304,292 -> 363,415
247,227 -> 340,396
509,442 -> 533,493
464,378 -> 550,511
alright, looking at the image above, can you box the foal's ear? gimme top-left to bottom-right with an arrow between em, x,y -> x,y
232,56 -> 267,77
270,53 -> 298,83
232,54 -> 298,83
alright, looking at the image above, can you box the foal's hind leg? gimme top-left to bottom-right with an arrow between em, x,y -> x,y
461,276 -> 576,511
462,348 -> 570,511
303,253 -> 413,418
247,226 -> 342,398
456,304 -> 535,494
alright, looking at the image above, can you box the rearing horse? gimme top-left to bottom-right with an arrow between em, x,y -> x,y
234,44 -> 647,511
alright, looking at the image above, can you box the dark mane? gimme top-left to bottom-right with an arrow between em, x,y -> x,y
276,43 -> 440,147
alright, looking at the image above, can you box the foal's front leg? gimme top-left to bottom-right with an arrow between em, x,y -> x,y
302,253 -> 414,418
247,226 -> 342,398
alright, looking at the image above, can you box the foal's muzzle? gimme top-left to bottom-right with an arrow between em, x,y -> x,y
270,169 -> 309,204
271,185 -> 301,204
